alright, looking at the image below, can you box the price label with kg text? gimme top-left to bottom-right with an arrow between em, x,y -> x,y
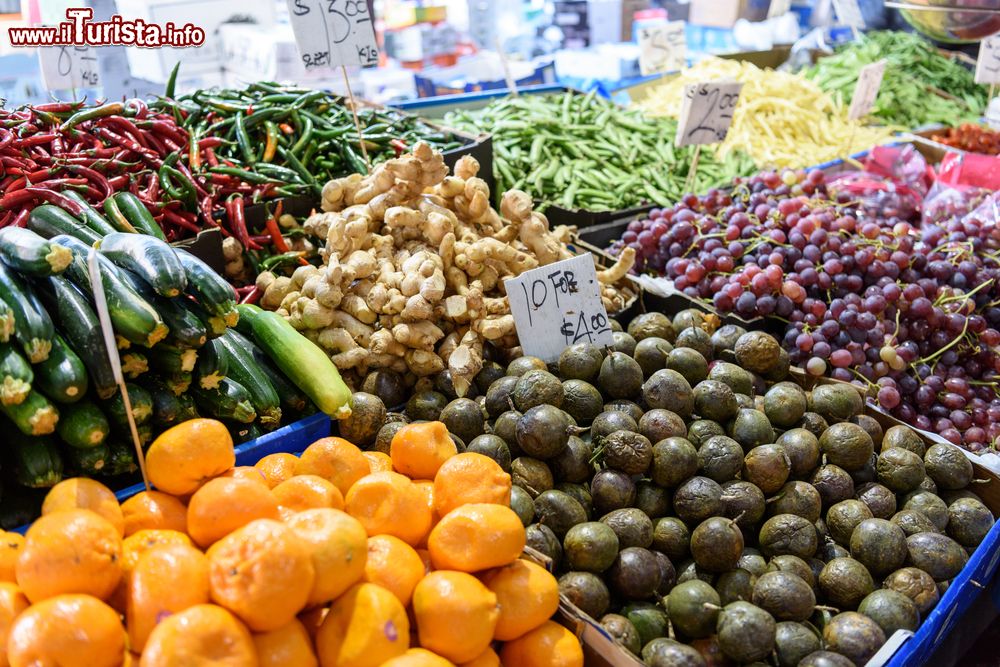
676,81 -> 743,147
285,0 -> 379,70
38,44 -> 100,91
977,35 -> 1000,85
638,21 -> 686,77
847,59 -> 886,121
505,254 -> 614,363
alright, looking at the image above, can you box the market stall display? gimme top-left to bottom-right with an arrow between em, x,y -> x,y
443,91 -> 756,214
928,124 -> 1000,155
633,57 -> 898,169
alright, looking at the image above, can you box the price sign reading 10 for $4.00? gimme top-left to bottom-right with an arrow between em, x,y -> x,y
286,0 -> 378,70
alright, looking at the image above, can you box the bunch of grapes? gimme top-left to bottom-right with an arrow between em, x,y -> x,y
609,169 -> 1000,451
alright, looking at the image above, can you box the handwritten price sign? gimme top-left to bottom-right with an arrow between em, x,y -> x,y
977,35 -> 1000,85
39,45 -> 100,91
638,21 -> 686,77
676,82 -> 743,147
847,60 -> 886,121
505,254 -> 613,362
286,0 -> 378,70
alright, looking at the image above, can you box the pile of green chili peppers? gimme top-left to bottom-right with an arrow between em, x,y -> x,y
805,31 -> 988,129
445,91 -> 755,212
154,81 -> 467,197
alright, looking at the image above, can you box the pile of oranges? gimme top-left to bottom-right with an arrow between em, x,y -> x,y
0,418 -> 584,666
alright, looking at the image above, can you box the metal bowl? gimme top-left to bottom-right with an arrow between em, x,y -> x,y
888,0 -> 1000,43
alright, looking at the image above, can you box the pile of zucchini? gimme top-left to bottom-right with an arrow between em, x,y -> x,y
0,199 -> 325,515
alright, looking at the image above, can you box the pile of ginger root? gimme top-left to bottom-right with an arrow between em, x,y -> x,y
255,141 -> 636,395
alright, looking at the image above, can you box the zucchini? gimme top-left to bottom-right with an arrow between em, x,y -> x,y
63,442 -> 109,475
228,329 -> 310,414
0,227 -> 73,276
136,422 -> 154,448
0,344 -> 33,406
175,249 -> 238,325
176,393 -> 199,421
236,304 -> 352,419
227,421 -> 263,444
56,399 -> 110,449
148,343 -> 198,375
121,351 -> 148,379
106,383 -> 153,427
106,439 -> 138,476
53,235 -> 168,347
39,276 -> 117,400
141,377 -> 184,427
0,262 -> 54,363
0,297 -> 13,343
187,300 -> 227,338
192,378 -> 256,423
111,192 -> 167,241
164,373 -> 192,396
33,334 -> 88,403
217,332 -> 281,428
27,205 -> 102,245
2,390 -> 59,435
98,233 -> 187,298
195,339 -> 227,390
60,190 -> 118,236
9,432 -> 63,488
117,269 -> 207,349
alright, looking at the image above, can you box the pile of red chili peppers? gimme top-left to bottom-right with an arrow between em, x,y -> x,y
0,99 -> 284,248
930,123 -> 1000,156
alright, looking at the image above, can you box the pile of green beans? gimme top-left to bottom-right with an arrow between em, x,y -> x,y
805,31 -> 988,128
445,92 -> 755,211
154,81 -> 467,197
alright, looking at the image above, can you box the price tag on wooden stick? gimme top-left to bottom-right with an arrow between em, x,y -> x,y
767,0 -> 792,19
38,44 -> 100,91
505,254 -> 614,363
832,0 -> 865,29
638,21 -> 686,77
285,0 -> 379,70
847,60 -> 886,121
976,35 -> 1000,85
676,81 -> 743,147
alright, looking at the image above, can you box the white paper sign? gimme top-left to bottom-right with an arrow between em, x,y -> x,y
676,81 -> 743,147
38,45 -> 100,90
767,0 -> 792,19
285,0 -> 379,70
505,254 -> 614,363
638,21 -> 686,77
847,60 -> 886,121
976,35 -> 1000,85
832,0 -> 865,29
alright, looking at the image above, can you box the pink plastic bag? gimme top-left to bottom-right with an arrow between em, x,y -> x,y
937,151 -> 1000,190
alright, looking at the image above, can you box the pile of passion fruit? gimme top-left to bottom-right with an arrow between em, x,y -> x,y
340,309 -> 996,667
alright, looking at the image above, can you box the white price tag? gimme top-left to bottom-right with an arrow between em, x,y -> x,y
675,82 -> 743,147
976,35 -> 1000,85
285,0 -> 379,70
505,255 -> 614,363
638,21 -> 686,77
847,60 -> 886,121
767,0 -> 792,19
38,44 -> 100,91
832,0 -> 865,29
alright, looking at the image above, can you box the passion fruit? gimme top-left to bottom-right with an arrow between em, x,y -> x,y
729,409 -> 776,451
651,437 -> 700,488
516,404 -> 572,460
473,360 -> 505,396
361,370 -> 408,409
512,369 -> 563,412
809,384 -> 864,423
906,532 -> 968,581
636,480 -> 671,519
849,518 -> 908,577
557,482 -> 593,519
673,476 -> 724,524
439,397 -> 485,444
673,308 -> 708,333
855,482 -> 897,519
666,347 -> 709,387
643,369 -> 695,417
857,589 -> 919,636
777,428 -> 821,478
799,651 -> 855,667
693,380 -> 738,422
774,621 -> 822,667
752,571 -> 816,622
799,412 -> 830,438
742,444 -> 791,495
652,517 -> 691,562
601,507 -> 654,549
629,312 -> 675,342
642,638 -> 704,667
721,480 -> 767,527
767,555 -> 815,588
510,485 -> 535,526
739,549 -> 769,577
510,456 -> 553,498
882,425 -> 926,457
507,355 -> 547,377
716,601 -> 777,663
764,383 -> 808,428
698,435 -> 744,483
820,423 -> 874,472
716,568 -> 756,605
711,324 -> 747,356
769,481 -> 822,523
891,509 -> 940,537
591,469 -> 637,515
733,331 -> 781,374
634,337 -> 673,378
687,419 -> 727,448
691,516 -> 744,573
827,500 -> 874,546
877,447 -> 926,493
550,435 -> 593,484
667,580 -> 721,639
902,490 -> 950,532
947,497 -> 995,547
640,409 -> 688,444
822,612 -> 886,666
558,343 -> 604,382
624,603 -> 670,648
819,558 -> 874,610
604,399 -> 645,422
466,434 -> 512,472
603,430 -> 653,476
759,514 -> 818,559
883,567 -> 940,615
375,420 -> 407,454
561,379 -> 603,425
484,376 -> 519,418
559,571 -> 610,619
708,361 -> 754,396
599,351 -> 644,400
564,521 -> 619,573
600,614 -> 642,656
338,392 -> 387,448
811,464 -> 855,509
525,523 -> 561,562
405,390 -> 448,421
609,546 -> 663,600
612,331 -> 638,356
925,443 -> 974,490
676,327 -> 713,360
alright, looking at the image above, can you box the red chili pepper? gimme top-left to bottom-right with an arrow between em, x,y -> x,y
390,138 -> 408,156
17,133 -> 58,147
0,210 -> 11,227
239,285 -> 262,305
98,116 -> 149,148
108,175 -> 129,190
34,102 -> 82,113
61,164 -> 114,200
279,123 -> 294,135
0,187 -> 87,214
0,128 -> 13,150
93,127 -> 162,166
199,137 -> 223,149
6,177 -> 26,193
264,201 -> 290,253
174,161 -> 210,198
10,209 -> 28,228
250,235 -> 273,245
31,177 -> 88,189
146,171 -> 159,202
161,208 -> 201,233
205,147 -> 219,167
226,194 -> 259,250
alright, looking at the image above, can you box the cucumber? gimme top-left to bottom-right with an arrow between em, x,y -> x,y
217,332 -> 281,429
164,373 -> 192,396
27,205 -> 102,245
148,343 -> 198,375
9,432 -> 63,488
98,233 -> 187,298
33,334 -> 88,403
121,351 -> 148,379
195,338 -> 227,390
176,393 -> 199,421
141,377 -> 184,427
228,329 -> 310,414
60,190 -> 118,236
227,421 -> 263,444
2,390 -> 59,435
63,442 -> 109,475
111,192 -> 167,241
106,383 -> 153,428
175,249 -> 238,325
53,235 -> 169,347
192,378 -> 256,423
117,269 -> 207,349
0,344 -> 33,406
236,304 -> 352,419
56,399 -> 110,449
39,276 -> 117,400
0,297 -> 13,343
0,262 -> 54,363
187,300 -> 227,338
0,227 -> 73,276
105,439 -> 138,476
